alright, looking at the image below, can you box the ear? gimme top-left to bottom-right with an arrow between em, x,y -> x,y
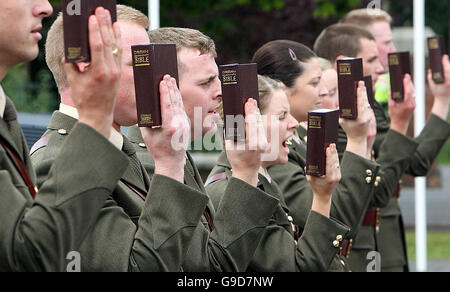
76,62 -> 91,72
334,55 -> 349,69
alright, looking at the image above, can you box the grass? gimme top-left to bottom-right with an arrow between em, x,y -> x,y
406,231 -> 450,260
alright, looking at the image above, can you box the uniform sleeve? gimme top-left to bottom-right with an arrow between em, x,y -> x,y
184,177 -> 279,272
0,123 -> 129,272
406,114 -> 450,176
372,129 -> 419,208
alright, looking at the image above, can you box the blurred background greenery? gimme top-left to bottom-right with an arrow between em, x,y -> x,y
2,0 -> 449,160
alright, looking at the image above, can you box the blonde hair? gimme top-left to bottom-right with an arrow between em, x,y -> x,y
318,57 -> 333,71
46,5 -> 149,91
148,27 -> 217,58
340,8 -> 392,28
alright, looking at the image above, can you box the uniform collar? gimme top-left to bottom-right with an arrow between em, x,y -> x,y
59,103 -> 123,150
0,85 -> 6,120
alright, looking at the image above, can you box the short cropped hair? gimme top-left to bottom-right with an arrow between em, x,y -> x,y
313,24 -> 375,63
46,5 -> 149,91
340,8 -> 392,28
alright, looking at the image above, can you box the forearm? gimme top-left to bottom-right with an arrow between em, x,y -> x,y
431,97 -> 450,121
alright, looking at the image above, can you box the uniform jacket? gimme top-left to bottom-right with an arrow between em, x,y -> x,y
0,98 -> 129,272
206,151 -> 351,272
30,111 -> 210,272
127,125 -> 280,272
267,126 -> 380,271
337,100 -> 449,271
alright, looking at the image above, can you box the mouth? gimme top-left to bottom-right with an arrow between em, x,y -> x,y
31,26 -> 43,41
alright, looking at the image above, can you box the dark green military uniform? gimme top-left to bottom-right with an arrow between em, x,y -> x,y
127,125 -> 280,272
205,151 -> 351,272
267,126 -> 380,271
337,100 -> 450,272
30,111 -> 210,272
0,97 -> 129,272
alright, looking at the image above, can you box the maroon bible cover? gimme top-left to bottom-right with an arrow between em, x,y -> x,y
219,63 -> 259,141
388,52 -> 411,102
337,58 -> 364,120
428,36 -> 446,84
132,44 -> 179,128
306,109 -> 340,177
62,0 -> 117,63
364,75 -> 375,109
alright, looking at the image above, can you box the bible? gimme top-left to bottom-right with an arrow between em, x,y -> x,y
428,36 -> 446,84
132,44 -> 179,128
388,52 -> 411,102
364,75 -> 375,109
219,63 -> 259,141
337,58 -> 364,120
62,0 -> 117,63
306,109 -> 340,177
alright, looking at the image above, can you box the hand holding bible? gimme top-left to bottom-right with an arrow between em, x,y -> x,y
64,7 -> 122,139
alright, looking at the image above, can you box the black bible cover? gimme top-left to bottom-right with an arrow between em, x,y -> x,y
132,44 -> 179,128
337,58 -> 364,120
219,63 -> 259,141
306,109 -> 340,177
388,52 -> 411,102
62,0 -> 117,63
428,36 -> 446,84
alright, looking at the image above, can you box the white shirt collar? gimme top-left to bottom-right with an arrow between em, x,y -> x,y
0,85 -> 6,119
59,103 -> 123,150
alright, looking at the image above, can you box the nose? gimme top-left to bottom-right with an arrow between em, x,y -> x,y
288,114 -> 300,130
34,0 -> 53,18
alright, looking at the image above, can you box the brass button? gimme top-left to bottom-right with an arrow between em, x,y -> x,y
333,240 -> 340,248
366,170 -> 373,176
34,186 -> 39,193
336,235 -> 343,242
287,215 -> 294,222
366,177 -> 372,184
138,142 -> 147,148
58,129 -> 68,135
303,136 -> 308,142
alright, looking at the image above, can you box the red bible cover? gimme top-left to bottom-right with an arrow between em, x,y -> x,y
337,58 -> 364,120
62,0 -> 117,63
364,75 -> 375,109
388,51 -> 411,102
306,109 -> 340,177
428,36 -> 446,84
219,63 -> 259,141
132,44 -> 179,128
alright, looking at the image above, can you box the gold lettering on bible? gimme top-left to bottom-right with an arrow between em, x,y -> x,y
339,63 -> 351,76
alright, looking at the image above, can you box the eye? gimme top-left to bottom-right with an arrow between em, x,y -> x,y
279,112 -> 287,120
201,80 -> 212,87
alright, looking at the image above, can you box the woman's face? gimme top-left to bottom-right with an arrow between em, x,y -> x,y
287,58 -> 328,122
320,68 -> 339,110
262,89 -> 299,167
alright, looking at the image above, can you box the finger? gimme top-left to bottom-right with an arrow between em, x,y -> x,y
443,55 -> 450,83
427,69 -> 434,86
97,8 -> 115,65
112,22 -> 122,67
87,14 -> 105,69
245,99 -> 259,151
159,79 -> 172,125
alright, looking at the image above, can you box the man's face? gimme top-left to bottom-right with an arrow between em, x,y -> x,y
370,21 -> 397,73
357,38 -> 385,86
114,21 -> 150,128
178,48 -> 222,140
0,0 -> 53,72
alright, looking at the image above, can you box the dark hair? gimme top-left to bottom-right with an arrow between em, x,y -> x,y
313,23 -> 375,63
251,40 -> 317,88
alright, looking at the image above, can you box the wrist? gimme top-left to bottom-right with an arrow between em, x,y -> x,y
431,97 -> 450,121
79,115 -> 113,139
390,120 -> 410,135
311,194 -> 332,218
346,138 -> 368,158
154,161 -> 185,183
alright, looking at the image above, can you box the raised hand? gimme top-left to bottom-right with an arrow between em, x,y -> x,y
307,144 -> 341,218
429,55 -> 450,120
389,74 -> 416,135
340,81 -> 371,158
64,7 -> 122,139
140,75 -> 191,183
226,98 -> 269,187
